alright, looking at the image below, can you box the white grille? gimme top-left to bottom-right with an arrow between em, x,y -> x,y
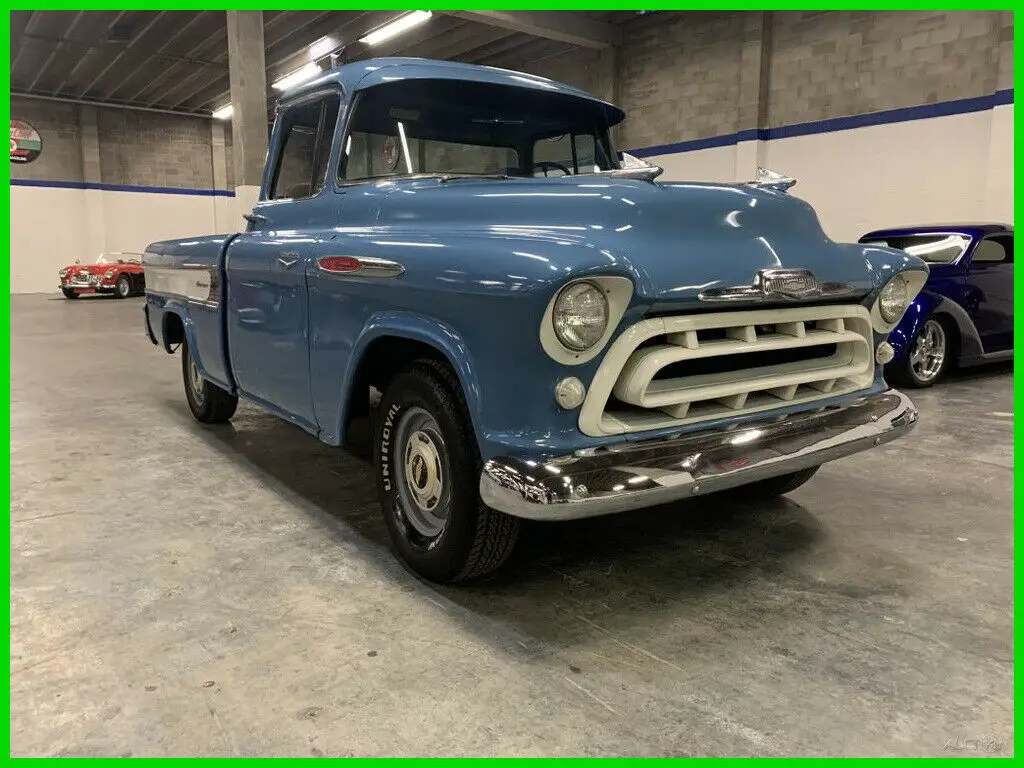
579,304 -> 874,436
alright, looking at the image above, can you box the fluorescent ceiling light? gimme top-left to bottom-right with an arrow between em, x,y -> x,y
359,11 -> 432,46
308,36 -> 337,61
272,62 -> 321,92
212,104 -> 233,120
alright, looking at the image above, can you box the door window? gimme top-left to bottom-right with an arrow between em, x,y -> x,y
269,94 -> 340,200
973,236 -> 1012,264
532,133 -> 601,176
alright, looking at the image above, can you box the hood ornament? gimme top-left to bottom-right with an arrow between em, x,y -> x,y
748,166 -> 797,192
699,268 -> 853,302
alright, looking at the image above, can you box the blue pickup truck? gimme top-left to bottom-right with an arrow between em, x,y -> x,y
144,57 -> 927,582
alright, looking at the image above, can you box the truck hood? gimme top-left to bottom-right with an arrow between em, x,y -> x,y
374,177 -> 900,308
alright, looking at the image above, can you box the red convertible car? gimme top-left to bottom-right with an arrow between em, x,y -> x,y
59,252 -> 145,299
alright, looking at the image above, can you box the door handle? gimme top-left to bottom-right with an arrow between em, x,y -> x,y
277,255 -> 300,269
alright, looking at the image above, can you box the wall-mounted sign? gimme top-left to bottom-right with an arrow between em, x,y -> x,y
10,120 -> 42,164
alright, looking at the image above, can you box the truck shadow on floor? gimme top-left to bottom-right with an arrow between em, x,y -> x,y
172,398 -> 828,643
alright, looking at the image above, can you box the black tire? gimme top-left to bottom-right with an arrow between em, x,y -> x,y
114,274 -> 131,299
720,466 -> 820,502
182,341 -> 238,423
61,288 -> 79,299
374,360 -> 520,583
886,316 -> 954,388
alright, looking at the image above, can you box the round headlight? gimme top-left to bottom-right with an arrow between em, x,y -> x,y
552,281 -> 609,352
104,269 -> 114,278
878,274 -> 909,323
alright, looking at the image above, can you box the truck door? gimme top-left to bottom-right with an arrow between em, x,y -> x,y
225,91 -> 341,429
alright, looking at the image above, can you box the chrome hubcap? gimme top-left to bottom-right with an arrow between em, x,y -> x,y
910,319 -> 946,381
395,407 -> 448,538
118,279 -> 129,296
188,356 -> 205,402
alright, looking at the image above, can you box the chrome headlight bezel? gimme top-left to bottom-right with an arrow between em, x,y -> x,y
877,274 -> 908,323
870,269 -> 928,333
103,269 -> 115,279
552,280 -> 610,353
540,276 -> 634,365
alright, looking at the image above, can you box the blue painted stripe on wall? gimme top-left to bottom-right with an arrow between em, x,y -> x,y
10,178 -> 235,197
629,88 -> 1014,159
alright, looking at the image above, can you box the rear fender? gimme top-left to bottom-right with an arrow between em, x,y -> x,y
154,300 -> 234,392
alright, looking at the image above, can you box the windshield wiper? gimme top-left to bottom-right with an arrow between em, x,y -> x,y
436,172 -> 511,182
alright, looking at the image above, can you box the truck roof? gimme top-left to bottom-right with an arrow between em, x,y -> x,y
278,56 -> 626,127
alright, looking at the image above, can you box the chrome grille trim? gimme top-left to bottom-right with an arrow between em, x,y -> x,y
579,304 -> 875,437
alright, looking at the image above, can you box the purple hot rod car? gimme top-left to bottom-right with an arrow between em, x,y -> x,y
859,223 -> 1013,387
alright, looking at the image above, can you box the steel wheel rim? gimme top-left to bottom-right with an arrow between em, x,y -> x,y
188,355 -> 205,403
118,278 -> 130,297
394,406 -> 448,538
910,319 -> 946,382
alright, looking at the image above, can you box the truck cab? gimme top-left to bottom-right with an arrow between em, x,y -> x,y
144,58 -> 926,583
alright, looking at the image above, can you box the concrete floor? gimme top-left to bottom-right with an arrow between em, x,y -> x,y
10,293 -> 1014,757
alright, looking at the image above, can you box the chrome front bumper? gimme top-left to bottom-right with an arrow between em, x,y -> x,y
480,388 -> 917,521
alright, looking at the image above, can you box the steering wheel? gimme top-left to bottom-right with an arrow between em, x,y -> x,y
530,160 -> 572,177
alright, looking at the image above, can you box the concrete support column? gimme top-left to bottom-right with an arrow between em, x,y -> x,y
210,121 -> 234,232
77,105 -> 106,259
226,10 -> 268,223
594,45 -> 622,147
734,11 -> 773,181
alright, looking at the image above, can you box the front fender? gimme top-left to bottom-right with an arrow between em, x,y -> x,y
888,292 -> 940,363
888,290 -> 984,364
336,311 -> 484,446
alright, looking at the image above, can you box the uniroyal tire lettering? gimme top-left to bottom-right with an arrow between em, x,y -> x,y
380,403 -> 401,492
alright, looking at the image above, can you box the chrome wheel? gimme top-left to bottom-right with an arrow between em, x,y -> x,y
910,319 -> 946,383
187,355 -> 205,404
395,406 -> 448,538
116,276 -> 131,298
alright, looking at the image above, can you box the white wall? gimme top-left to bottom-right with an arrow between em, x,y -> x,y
10,104 -> 1013,293
643,106 -> 1013,244
9,186 -> 235,294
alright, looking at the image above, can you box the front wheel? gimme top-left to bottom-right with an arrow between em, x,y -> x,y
719,466 -> 820,502
374,361 -> 520,583
889,317 -> 951,388
182,341 -> 238,423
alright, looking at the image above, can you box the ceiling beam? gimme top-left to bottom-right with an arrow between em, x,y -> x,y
163,10 -> 338,110
448,11 -> 618,49
392,21 -> 514,61
130,20 -> 226,104
460,33 -> 535,64
102,11 -> 210,100
193,10 -> 399,112
10,11 -> 40,74
13,90 -> 209,118
27,11 -> 84,92
53,10 -> 128,95
78,11 -> 168,97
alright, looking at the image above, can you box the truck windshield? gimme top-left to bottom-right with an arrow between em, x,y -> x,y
338,78 -> 618,182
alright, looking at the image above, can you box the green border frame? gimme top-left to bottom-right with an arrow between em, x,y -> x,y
3,3 -> 1018,760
